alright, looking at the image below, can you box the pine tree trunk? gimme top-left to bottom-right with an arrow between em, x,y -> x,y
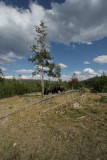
41,66 -> 44,98
40,70 -> 42,86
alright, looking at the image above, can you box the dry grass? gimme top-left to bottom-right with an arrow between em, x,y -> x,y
0,92 -> 107,160
0,93 -> 41,116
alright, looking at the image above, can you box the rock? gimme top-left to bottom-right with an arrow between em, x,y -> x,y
73,102 -> 83,109
60,111 -> 65,114
13,143 -> 17,147
80,94 -> 86,98
56,111 -> 60,114
27,99 -> 31,103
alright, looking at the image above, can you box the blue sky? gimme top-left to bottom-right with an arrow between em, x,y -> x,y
0,0 -> 107,81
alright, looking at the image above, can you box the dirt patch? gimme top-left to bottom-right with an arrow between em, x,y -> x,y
0,117 -> 9,125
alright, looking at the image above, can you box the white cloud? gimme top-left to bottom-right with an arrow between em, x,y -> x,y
0,54 -> 15,64
5,74 -> 40,80
58,63 -> 68,69
83,68 -> 96,74
8,52 -> 23,60
5,76 -> 14,79
84,61 -> 90,64
87,42 -> 92,45
98,70 -> 107,73
5,74 -> 57,80
21,75 -> 40,79
61,74 -> 71,81
5,67 -> 100,81
71,68 -> 99,81
72,45 -> 75,49
93,55 -> 107,64
0,67 -> 7,71
73,71 -> 81,75
59,68 -> 98,81
15,69 -> 34,74
0,52 -> 23,64
0,1 -> 45,64
47,0 -> 107,44
35,65 -> 49,71
0,0 -> 107,64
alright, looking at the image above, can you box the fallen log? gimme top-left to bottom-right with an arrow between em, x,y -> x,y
0,90 -> 75,119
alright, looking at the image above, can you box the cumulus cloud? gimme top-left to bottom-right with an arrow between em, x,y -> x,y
61,75 -> 70,81
20,75 -> 40,79
15,69 -> 34,73
83,68 -> 96,74
60,68 -> 99,81
0,0 -> 107,64
0,54 -> 15,64
5,67 -> 100,81
58,63 -> 68,69
74,71 -> 81,75
5,74 -> 40,80
5,74 -> 57,80
0,52 -> 23,64
93,55 -> 107,64
47,0 -> 107,44
0,1 -> 45,64
0,67 -> 7,71
73,68 -> 98,80
5,76 -> 14,79
84,61 -> 90,64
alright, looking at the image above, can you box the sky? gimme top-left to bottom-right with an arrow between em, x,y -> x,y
0,0 -> 107,81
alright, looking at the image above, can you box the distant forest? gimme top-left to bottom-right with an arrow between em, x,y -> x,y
0,67 -> 107,99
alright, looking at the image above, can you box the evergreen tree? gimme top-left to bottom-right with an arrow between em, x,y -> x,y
29,21 -> 55,98
91,72 -> 107,93
69,73 -> 78,89
0,68 -> 4,84
55,65 -> 61,82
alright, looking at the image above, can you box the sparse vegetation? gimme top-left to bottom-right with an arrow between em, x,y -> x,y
0,92 -> 106,160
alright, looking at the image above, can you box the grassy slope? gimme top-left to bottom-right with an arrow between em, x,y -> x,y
0,92 -> 107,160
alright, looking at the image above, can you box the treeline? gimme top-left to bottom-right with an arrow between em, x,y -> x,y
0,73 -> 107,99
68,72 -> 107,93
0,78 -> 42,99
0,78 -> 69,99
84,73 -> 107,93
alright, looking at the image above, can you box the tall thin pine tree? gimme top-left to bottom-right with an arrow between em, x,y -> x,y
29,21 -> 55,98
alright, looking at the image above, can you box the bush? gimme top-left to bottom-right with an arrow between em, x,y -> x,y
100,96 -> 107,103
91,74 -> 107,93
0,79 -> 41,99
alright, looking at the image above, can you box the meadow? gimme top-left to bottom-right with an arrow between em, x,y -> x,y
0,91 -> 107,160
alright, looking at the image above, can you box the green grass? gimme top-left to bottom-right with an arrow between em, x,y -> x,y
0,92 -> 107,160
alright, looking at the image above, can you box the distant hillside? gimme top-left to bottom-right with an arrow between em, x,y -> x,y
82,74 -> 107,92
4,79 -> 44,84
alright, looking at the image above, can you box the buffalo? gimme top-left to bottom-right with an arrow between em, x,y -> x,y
44,88 -> 52,95
44,85 -> 64,95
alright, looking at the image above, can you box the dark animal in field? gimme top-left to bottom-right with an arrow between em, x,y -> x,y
44,85 -> 64,95
44,88 -> 52,95
52,85 -> 64,94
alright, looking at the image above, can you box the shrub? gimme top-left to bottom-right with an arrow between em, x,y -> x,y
100,96 -> 107,103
